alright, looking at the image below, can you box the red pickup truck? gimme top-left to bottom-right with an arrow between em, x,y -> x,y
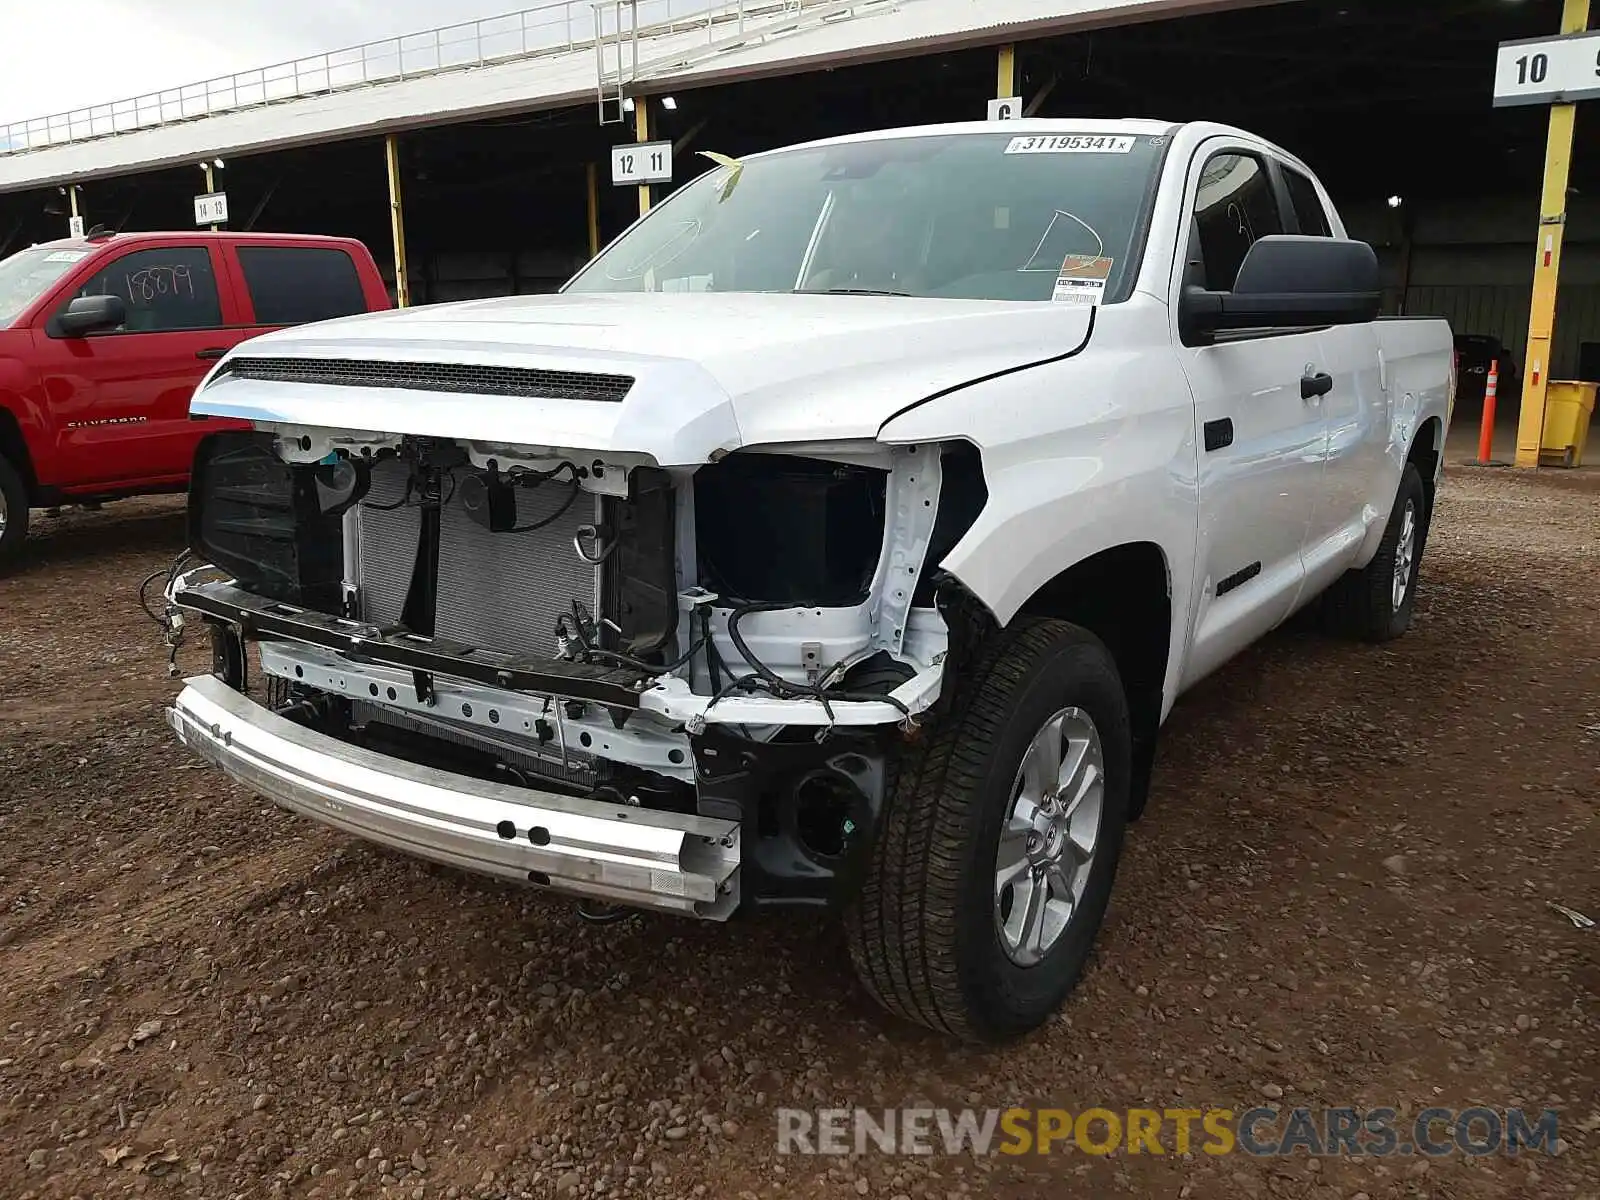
0,230 -> 390,565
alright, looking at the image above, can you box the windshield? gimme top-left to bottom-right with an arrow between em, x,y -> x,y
565,131 -> 1168,303
0,245 -> 94,328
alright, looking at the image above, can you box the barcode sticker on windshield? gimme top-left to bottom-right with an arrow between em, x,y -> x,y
44,250 -> 91,263
1052,255 -> 1114,306
1006,135 -> 1136,155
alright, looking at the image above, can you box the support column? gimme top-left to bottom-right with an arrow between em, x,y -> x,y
586,161 -> 601,258
385,134 -> 411,309
997,44 -> 1017,101
202,163 -> 217,232
1515,0 -> 1590,468
635,97 -> 652,218
67,184 -> 80,236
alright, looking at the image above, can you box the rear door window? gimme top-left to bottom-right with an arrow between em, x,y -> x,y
72,246 -> 224,332
1283,167 -> 1333,237
236,245 -> 366,325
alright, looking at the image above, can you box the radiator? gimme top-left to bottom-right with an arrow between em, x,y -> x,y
356,459 -> 602,660
357,459 -> 421,627
435,478 -> 602,660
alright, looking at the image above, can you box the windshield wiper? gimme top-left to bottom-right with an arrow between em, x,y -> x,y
793,287 -> 912,297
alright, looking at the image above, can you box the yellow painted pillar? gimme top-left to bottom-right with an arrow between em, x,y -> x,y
635,98 -> 652,217
385,134 -> 411,309
997,44 -> 1017,100
1515,0 -> 1590,468
202,162 -> 218,232
586,161 -> 601,258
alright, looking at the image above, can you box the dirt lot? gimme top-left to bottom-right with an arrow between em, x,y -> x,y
1,466 -> 1596,1200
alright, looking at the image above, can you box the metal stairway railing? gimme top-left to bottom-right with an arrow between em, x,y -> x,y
0,0 -> 901,156
593,0 -> 900,124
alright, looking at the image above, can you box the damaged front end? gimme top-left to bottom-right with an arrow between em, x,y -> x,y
166,422 -> 988,919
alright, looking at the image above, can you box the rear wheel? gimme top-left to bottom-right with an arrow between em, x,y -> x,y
0,455 -> 28,569
1321,462 -> 1427,643
845,619 -> 1130,1042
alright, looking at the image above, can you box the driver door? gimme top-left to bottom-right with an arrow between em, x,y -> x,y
33,243 -> 241,488
1174,146 -> 1330,690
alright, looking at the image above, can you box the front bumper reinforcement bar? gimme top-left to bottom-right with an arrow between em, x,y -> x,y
167,676 -> 741,919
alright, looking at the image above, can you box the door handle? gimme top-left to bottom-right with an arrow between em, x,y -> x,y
1301,371 -> 1334,400
195,347 -> 227,361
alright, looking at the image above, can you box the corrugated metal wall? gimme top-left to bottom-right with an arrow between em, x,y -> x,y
1403,285 -> 1600,380
1349,195 -> 1600,381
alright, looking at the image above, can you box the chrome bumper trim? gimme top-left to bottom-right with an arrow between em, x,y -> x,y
167,676 -> 740,919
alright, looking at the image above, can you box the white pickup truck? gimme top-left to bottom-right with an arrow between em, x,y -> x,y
164,119 -> 1454,1043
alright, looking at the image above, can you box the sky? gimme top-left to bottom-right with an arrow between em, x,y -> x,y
0,0 -> 518,126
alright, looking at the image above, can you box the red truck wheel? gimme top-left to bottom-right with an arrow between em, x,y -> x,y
0,455 -> 28,567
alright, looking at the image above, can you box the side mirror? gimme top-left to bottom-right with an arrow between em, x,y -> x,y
1181,235 -> 1381,340
48,294 -> 127,338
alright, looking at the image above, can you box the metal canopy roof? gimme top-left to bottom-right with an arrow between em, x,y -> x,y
0,0 -> 1268,195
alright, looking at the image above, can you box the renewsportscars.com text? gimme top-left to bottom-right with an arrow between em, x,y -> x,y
776,1106 -> 1561,1158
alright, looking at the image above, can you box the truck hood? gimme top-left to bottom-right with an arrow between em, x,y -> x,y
192,292 -> 1093,464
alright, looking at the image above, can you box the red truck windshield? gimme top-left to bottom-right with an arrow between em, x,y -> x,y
0,245 -> 95,328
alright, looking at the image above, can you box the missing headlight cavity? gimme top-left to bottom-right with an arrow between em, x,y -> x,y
695,453 -> 887,608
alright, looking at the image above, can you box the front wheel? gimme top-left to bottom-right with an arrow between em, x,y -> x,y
1321,463 -> 1427,643
845,619 -> 1130,1042
0,455 -> 29,570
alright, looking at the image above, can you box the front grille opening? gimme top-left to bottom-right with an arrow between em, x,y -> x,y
219,356 -> 635,403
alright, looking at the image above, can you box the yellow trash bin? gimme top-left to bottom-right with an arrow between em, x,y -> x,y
1539,381 -> 1597,468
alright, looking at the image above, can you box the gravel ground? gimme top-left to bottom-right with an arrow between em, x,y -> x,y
0,465 -> 1596,1200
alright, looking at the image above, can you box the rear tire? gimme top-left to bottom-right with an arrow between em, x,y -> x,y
845,619 -> 1130,1043
0,455 -> 28,570
1321,463 -> 1426,643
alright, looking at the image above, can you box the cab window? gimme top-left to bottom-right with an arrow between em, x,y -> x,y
1188,152 -> 1285,293
1282,167 -> 1333,237
70,246 -> 223,332
237,245 -> 366,325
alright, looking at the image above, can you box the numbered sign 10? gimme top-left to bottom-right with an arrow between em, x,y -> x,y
1493,30 -> 1600,108
612,140 -> 674,186
193,191 -> 229,226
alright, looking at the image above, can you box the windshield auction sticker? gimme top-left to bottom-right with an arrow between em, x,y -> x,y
1052,255 -> 1114,305
1005,134 -> 1136,154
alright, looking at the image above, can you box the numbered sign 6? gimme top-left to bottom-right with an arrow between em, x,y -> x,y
987,97 -> 1022,121
612,140 -> 674,186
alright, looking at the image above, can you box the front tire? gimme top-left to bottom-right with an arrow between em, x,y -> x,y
1321,463 -> 1427,643
0,455 -> 29,569
845,619 -> 1130,1042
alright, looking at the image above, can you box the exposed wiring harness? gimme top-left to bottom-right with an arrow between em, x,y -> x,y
708,600 -> 916,738
139,550 -> 196,677
553,599 -> 707,679
138,549 -> 191,627
507,462 -> 582,534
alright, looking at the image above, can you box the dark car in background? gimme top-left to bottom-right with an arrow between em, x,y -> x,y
1452,333 -> 1519,409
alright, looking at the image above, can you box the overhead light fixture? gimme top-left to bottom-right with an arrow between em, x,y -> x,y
214,158 -> 225,168
622,96 -> 636,113
661,95 -> 677,110
1387,195 -> 1404,209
